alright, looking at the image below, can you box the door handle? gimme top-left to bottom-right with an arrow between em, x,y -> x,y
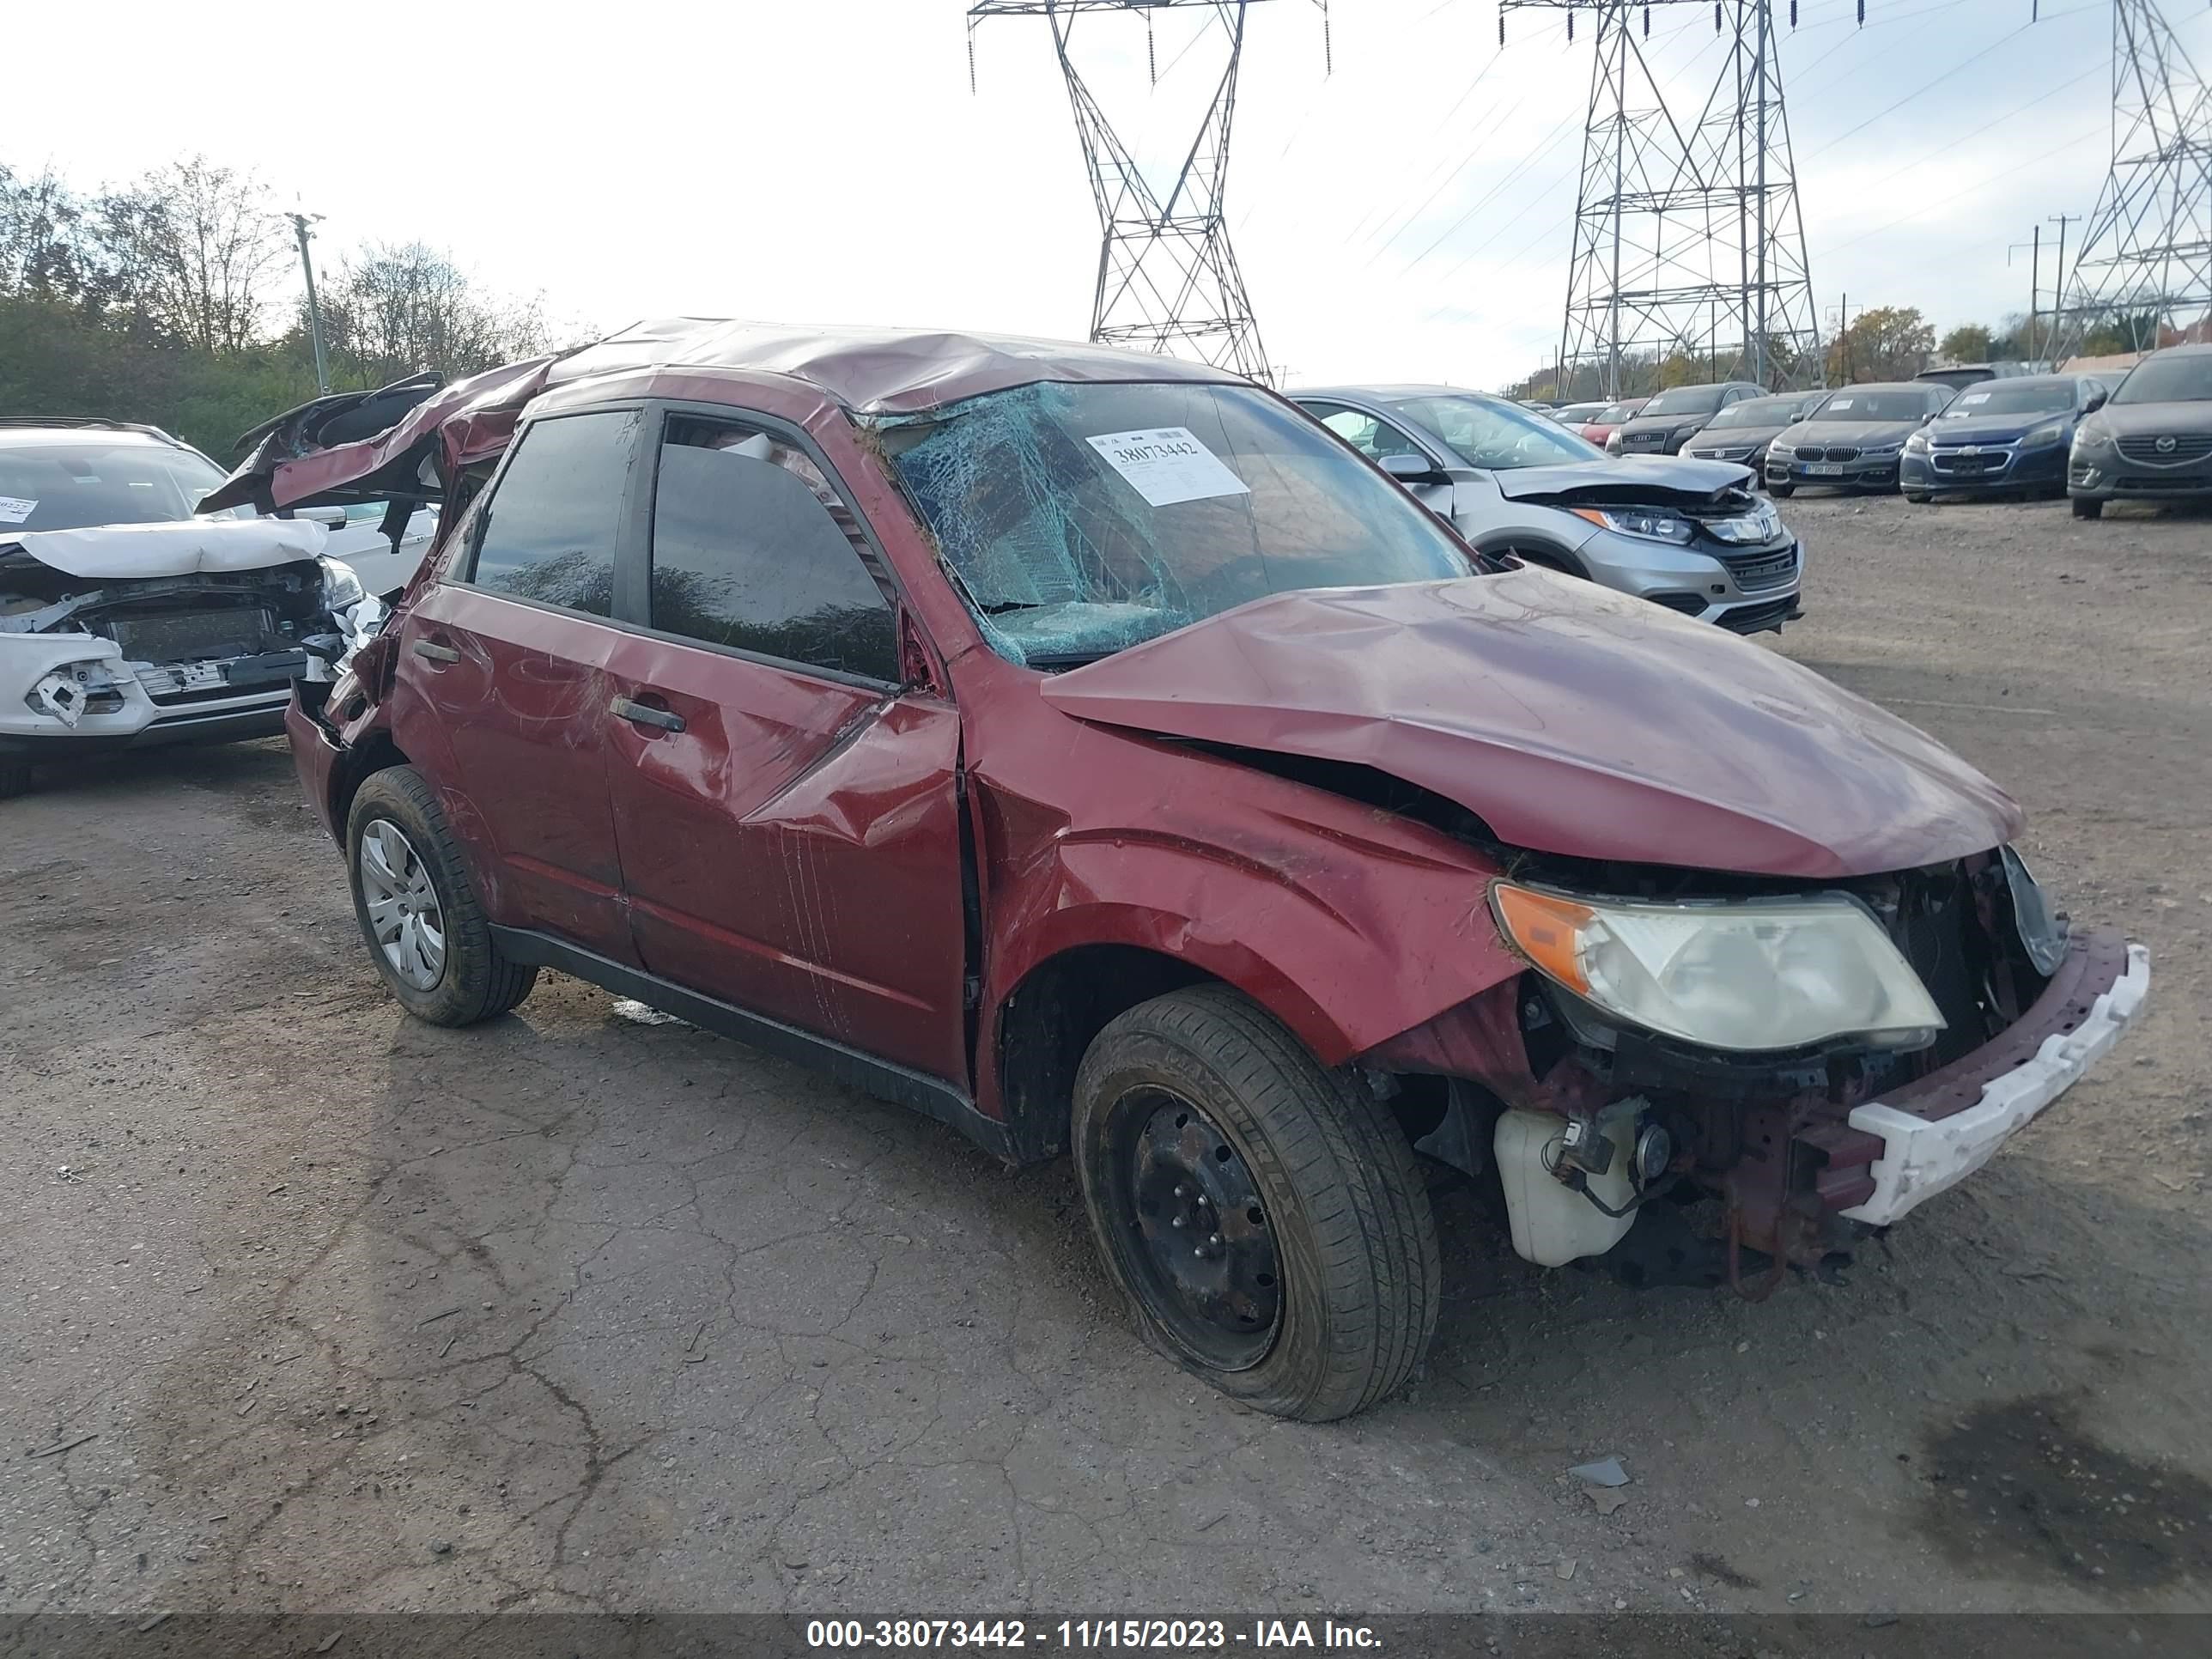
411,639 -> 461,664
611,696 -> 685,734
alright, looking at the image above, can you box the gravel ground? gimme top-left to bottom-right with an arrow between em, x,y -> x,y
2,493 -> 2207,1623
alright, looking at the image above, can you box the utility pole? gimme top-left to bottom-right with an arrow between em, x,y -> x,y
285,210 -> 329,396
1502,1 -> 1827,391
2045,212 -> 2080,365
966,1 -> 1331,386
2008,228 -> 2041,361
1830,293 -> 1864,383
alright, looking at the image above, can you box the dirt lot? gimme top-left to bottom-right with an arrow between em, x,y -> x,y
3,494 -> 2208,1623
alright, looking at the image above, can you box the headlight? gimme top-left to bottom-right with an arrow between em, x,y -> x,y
2021,421 -> 2066,449
2074,420 -> 2113,453
1863,441 -> 1905,459
1605,431 -> 1624,454
319,556 -> 366,610
1491,882 -> 1946,1053
1569,506 -> 1695,545
1905,430 -> 1930,453
1705,502 -> 1781,544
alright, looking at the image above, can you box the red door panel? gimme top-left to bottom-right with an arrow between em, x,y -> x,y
391,582 -> 636,963
600,632 -> 969,1085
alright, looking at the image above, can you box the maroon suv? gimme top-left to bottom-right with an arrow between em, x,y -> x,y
216,321 -> 2148,1421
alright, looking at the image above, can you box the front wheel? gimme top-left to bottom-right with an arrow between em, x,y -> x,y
1767,481 -> 1794,499
0,760 -> 30,801
346,765 -> 537,1025
1071,987 -> 1440,1421
2072,496 -> 2104,520
1904,491 -> 1932,505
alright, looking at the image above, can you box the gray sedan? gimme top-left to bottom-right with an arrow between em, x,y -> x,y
1765,382 -> 1954,495
1293,385 -> 1806,635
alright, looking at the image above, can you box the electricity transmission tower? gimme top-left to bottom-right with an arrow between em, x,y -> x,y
967,1 -> 1328,384
2049,0 -> 2212,359
1500,1 -> 1823,396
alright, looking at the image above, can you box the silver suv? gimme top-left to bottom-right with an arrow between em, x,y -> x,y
1294,385 -> 1804,634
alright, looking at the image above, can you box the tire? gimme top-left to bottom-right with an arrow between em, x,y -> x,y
1071,986 -> 1441,1422
0,761 -> 30,801
345,765 -> 537,1025
1768,482 -> 1794,498
2072,496 -> 2104,520
1904,492 -> 1931,505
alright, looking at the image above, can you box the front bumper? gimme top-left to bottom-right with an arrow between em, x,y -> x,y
1901,442 -> 2068,493
1766,455 -> 1902,489
1571,530 -> 1805,633
1838,930 -> 2148,1226
2069,454 -> 2212,503
0,633 -> 301,758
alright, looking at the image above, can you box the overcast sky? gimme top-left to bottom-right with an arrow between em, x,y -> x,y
8,0 -> 2203,388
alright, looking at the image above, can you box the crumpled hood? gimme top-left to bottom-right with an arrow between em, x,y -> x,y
3,518 -> 328,580
1780,418 -> 1924,449
1041,573 -> 2024,878
1490,455 -> 1754,501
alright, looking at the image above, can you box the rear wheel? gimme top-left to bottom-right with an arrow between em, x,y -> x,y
346,765 -> 536,1025
1071,986 -> 1440,1421
0,760 -> 30,801
2072,496 -> 2104,520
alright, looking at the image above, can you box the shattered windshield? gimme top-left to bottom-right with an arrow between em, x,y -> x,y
0,441 -> 240,533
876,381 -> 1473,667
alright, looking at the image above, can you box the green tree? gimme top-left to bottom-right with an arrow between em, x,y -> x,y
1939,324 -> 1993,363
1825,306 -> 1936,383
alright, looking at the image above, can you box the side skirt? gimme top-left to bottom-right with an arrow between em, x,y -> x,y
487,926 -> 1014,1163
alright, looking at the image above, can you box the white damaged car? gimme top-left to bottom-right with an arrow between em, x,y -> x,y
0,420 -> 385,799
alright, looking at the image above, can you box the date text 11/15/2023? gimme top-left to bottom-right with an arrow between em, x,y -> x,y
805,1619 -> 1382,1649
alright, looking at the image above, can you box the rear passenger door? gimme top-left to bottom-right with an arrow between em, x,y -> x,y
599,410 -> 971,1086
388,408 -> 642,963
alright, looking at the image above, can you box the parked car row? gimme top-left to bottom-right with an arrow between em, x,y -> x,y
153,319 -> 2147,1422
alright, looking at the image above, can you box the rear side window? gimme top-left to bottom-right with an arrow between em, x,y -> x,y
467,410 -> 639,617
646,416 -> 897,683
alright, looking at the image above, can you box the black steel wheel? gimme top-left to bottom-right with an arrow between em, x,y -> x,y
1072,986 -> 1439,1421
1109,1088 -> 1281,1370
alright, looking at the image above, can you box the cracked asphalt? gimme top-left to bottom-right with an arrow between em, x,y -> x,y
3,495 -> 2208,1620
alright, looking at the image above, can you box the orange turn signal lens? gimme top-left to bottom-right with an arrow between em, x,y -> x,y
1491,884 -> 1595,994
1565,507 -> 1610,529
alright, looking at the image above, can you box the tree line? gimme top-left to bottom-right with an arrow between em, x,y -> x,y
0,156 -> 559,459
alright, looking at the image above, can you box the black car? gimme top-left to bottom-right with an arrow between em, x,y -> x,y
1899,375 -> 2106,501
1682,391 -> 1826,475
2069,343 -> 2212,519
1608,381 -> 1768,456
1764,382 -> 1953,495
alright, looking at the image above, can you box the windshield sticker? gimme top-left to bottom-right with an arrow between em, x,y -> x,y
1959,392 -> 1990,405
1827,398 -> 1853,410
0,496 -> 36,525
1085,428 -> 1252,507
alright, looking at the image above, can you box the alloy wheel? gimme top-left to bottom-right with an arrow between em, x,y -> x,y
358,817 -> 447,990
